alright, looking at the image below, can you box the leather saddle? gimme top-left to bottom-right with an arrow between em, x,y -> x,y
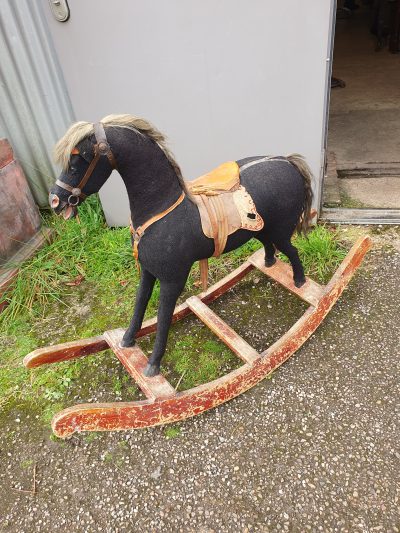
189,161 -> 241,196
187,161 -> 264,289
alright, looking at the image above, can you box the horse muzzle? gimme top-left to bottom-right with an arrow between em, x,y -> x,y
49,193 -> 78,220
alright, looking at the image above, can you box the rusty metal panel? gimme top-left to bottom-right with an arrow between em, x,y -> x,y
0,0 -> 74,206
0,139 -> 41,262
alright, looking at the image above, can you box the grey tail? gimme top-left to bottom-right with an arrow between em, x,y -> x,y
286,153 -> 314,236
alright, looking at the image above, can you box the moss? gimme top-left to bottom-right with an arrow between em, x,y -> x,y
339,190 -> 372,209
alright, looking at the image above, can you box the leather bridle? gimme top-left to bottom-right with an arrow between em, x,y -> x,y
55,122 -> 117,206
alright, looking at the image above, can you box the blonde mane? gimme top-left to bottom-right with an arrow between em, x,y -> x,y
54,113 -> 189,196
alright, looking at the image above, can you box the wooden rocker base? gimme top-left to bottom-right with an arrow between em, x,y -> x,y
23,236 -> 371,438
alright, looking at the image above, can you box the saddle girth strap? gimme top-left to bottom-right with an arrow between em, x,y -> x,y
199,194 -> 229,257
130,191 -> 185,269
199,259 -> 209,291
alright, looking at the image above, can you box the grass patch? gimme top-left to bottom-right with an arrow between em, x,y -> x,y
1,195 -> 137,327
164,336 -> 238,391
0,197 -> 348,425
289,225 -> 347,283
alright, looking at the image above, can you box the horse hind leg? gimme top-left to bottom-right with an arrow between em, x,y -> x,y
273,238 -> 306,288
255,231 -> 276,267
263,236 -> 277,267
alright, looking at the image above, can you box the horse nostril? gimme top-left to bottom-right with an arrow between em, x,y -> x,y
49,193 -> 60,209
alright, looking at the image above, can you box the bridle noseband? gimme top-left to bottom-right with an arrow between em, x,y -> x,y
55,122 -> 117,206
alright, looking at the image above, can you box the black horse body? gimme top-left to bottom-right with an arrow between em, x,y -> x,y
50,124 -> 313,377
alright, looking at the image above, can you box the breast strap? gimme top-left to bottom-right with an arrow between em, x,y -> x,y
130,192 -> 186,269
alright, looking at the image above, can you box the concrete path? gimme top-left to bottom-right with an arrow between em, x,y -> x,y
329,8 -> 400,169
0,228 -> 399,532
340,176 -> 400,208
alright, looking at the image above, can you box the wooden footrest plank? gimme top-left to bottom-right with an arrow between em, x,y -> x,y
249,249 -> 325,307
104,330 -> 175,400
186,296 -> 259,364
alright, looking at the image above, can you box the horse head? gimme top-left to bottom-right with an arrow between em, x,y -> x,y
49,122 -> 116,219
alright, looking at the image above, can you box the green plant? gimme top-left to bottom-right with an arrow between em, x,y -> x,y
164,426 -> 181,439
286,225 -> 347,283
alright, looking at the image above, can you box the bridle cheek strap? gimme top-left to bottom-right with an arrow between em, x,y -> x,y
56,122 -> 117,205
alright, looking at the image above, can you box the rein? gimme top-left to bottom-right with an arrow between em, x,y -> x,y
56,122 -> 117,206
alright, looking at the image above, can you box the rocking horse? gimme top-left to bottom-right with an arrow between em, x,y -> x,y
23,115 -> 371,437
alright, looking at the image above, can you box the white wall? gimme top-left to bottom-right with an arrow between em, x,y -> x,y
43,0 -> 333,226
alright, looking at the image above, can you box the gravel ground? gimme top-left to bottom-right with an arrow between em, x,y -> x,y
1,229 -> 399,532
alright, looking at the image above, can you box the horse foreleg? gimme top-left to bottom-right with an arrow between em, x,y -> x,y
121,268 -> 156,348
144,275 -> 189,377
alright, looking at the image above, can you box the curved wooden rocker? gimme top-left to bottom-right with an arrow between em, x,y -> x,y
23,235 -> 371,439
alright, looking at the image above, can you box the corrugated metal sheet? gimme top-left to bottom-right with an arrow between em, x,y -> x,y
0,0 -> 74,206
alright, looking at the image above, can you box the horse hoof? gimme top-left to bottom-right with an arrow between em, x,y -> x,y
265,256 -> 276,268
294,278 -> 306,288
120,337 -> 136,348
144,363 -> 160,378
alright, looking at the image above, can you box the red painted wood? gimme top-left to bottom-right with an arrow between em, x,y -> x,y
186,296 -> 259,364
51,236 -> 372,438
249,249 -> 325,307
23,336 -> 109,368
104,329 -> 175,400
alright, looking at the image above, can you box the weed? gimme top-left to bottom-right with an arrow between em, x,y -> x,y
0,195 -> 137,328
164,426 -> 181,439
49,433 -> 64,444
20,459 -> 33,469
103,452 -> 113,463
164,336 -> 238,390
84,432 -> 100,443
112,377 -> 123,395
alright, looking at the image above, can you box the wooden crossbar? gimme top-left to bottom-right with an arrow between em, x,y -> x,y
249,249 -> 325,307
104,330 -> 175,400
186,296 -> 259,364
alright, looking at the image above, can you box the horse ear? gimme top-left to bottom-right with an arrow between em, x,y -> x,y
71,147 -> 79,155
